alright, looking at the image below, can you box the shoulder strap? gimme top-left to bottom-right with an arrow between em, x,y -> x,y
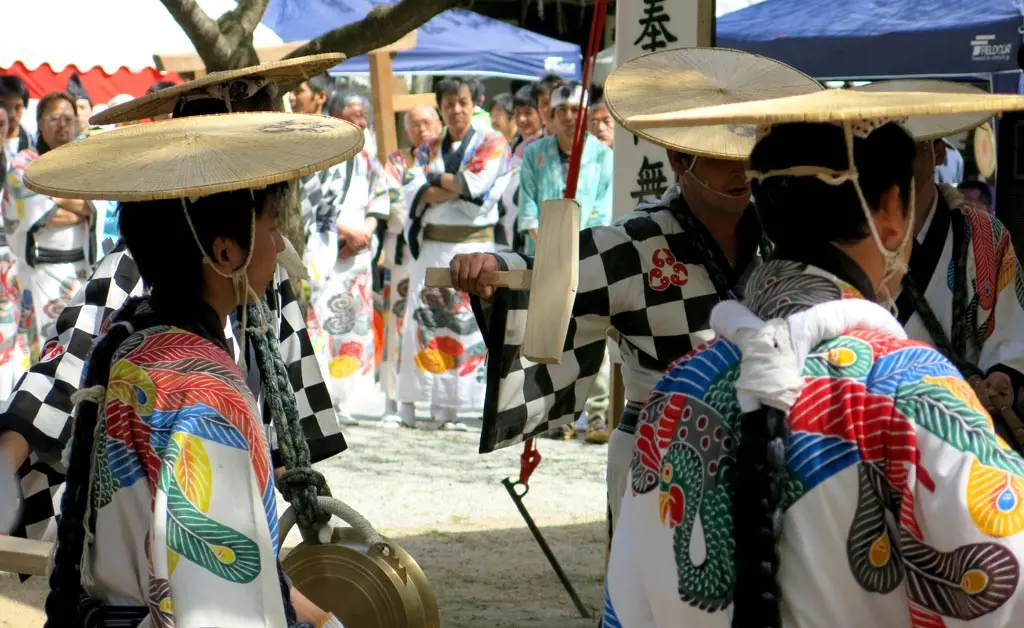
949,208 -> 972,360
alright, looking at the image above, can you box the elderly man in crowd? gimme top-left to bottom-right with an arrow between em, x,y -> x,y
396,76 -> 508,430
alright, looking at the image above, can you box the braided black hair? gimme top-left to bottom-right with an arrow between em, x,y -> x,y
731,122 -> 918,626
731,406 -> 788,628
43,298 -> 147,626
170,83 -> 282,118
750,122 -> 916,251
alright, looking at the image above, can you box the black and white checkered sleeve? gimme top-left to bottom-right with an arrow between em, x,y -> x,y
473,222 -> 642,453
473,210 -> 725,454
0,248 -> 142,461
272,268 -> 347,463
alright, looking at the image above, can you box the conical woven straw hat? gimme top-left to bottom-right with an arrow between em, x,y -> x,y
626,88 -> 1024,129
603,47 -> 823,160
25,112 -> 363,201
855,80 -> 992,141
90,53 -> 344,126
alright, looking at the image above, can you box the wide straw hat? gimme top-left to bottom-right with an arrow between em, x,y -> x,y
603,47 -> 823,159
90,53 -> 344,126
24,112 -> 363,201
855,79 -> 993,141
625,87 -> 1024,129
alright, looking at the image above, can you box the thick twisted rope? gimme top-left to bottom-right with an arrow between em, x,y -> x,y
245,301 -> 332,540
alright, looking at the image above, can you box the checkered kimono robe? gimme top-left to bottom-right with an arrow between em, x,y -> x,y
898,184 -> 1024,444
472,186 -> 766,453
398,128 -> 508,411
0,243 -> 345,547
303,151 -> 390,406
606,256 -> 1024,628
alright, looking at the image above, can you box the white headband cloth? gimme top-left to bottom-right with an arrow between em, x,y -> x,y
550,84 -> 588,110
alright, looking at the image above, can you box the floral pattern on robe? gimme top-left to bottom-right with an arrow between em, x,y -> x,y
85,327 -> 286,626
606,258 -> 1024,627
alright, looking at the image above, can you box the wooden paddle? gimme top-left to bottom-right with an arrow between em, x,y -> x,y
425,197 -> 580,365
0,535 -> 51,576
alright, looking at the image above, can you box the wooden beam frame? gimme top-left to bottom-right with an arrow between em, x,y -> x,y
153,30 -> 418,74
393,92 -> 436,112
154,30 -> 432,161
369,51 -> 399,161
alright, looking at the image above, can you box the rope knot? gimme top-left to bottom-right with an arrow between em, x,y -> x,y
277,468 -> 331,532
71,385 -> 107,407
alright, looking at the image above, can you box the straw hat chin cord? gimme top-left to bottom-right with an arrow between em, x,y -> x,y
180,192 -> 271,371
746,120 -> 915,313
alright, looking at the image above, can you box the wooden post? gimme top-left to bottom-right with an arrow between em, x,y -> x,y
369,51 -> 398,162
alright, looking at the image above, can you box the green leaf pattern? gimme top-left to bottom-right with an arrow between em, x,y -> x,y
895,381 -> 1024,476
158,437 -> 262,584
92,437 -> 118,512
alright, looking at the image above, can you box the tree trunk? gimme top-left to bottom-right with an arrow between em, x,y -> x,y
283,0 -> 472,61
161,0 -> 471,281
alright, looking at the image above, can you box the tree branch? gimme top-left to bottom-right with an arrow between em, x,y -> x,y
284,0 -> 473,61
159,0 -> 234,69
232,0 -> 271,38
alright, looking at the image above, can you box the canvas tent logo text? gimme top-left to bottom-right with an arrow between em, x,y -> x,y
971,34 -> 1013,62
544,56 -> 577,77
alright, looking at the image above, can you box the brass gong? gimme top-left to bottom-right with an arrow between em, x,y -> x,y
279,497 -> 440,628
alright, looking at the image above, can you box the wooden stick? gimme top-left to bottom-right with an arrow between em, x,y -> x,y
523,198 -> 580,364
0,536 -> 51,576
425,267 -> 532,290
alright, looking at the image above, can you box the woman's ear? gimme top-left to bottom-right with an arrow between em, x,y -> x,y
875,184 -> 910,250
210,236 -> 244,272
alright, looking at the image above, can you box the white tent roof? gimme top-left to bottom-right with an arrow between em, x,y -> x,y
3,0 -> 283,73
714,0 -> 768,15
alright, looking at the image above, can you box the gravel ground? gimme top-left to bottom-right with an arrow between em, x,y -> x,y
0,417 -> 609,628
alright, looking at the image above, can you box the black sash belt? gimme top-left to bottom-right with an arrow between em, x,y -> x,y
78,594 -> 149,628
613,400 -> 645,435
32,246 -> 86,265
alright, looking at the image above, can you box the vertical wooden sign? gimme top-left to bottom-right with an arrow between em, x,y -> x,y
607,1 -> 716,431
612,0 -> 716,220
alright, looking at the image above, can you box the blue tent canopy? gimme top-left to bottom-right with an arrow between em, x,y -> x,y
262,0 -> 581,80
717,0 -> 1024,80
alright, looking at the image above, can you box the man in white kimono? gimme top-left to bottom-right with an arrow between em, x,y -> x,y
379,106 -> 443,427
293,79 -> 391,425
398,76 -> 509,430
864,80 -> 1024,449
